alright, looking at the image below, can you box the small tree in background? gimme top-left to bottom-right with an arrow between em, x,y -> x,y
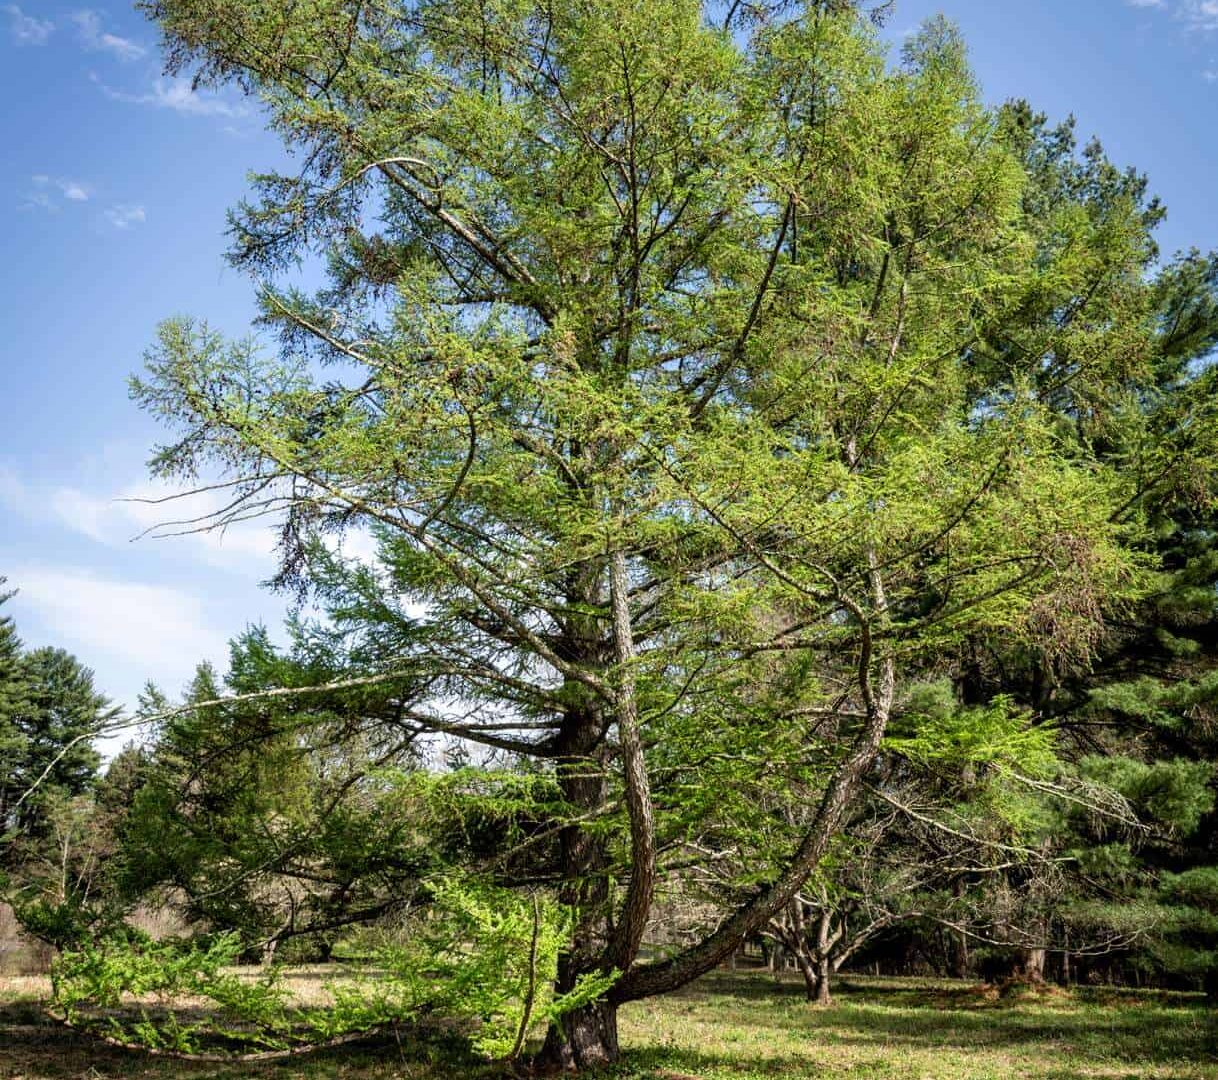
0,586 -> 118,950
1,593 -> 111,858
9,649 -> 109,838
121,625 -> 438,961
0,581 -> 33,846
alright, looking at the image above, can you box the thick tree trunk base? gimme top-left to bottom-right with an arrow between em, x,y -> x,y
796,955 -> 832,1006
798,968 -> 831,1005
1019,948 -> 1047,984
534,1001 -> 619,1072
814,977 -> 832,1007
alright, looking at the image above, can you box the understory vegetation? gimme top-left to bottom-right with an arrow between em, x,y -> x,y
2,970 -> 1217,1079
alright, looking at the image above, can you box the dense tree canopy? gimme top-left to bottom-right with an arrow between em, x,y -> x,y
18,0 -> 1210,1068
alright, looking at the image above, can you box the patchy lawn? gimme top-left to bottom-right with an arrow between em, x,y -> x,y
1,971 -> 1214,1079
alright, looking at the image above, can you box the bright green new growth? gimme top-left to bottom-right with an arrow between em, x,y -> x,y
51,875 -> 614,1061
59,0 -> 1216,1065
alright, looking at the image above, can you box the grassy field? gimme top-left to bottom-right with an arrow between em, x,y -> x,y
1,970 -> 1215,1079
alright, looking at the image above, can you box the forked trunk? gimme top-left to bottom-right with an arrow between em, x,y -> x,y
791,946 -> 832,1004
536,999 -> 620,1071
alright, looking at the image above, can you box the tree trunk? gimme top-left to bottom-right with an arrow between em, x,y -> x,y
791,946 -> 817,1000
949,932 -> 970,980
812,956 -> 832,1005
789,940 -> 832,1006
536,999 -> 620,1070
799,964 -> 817,1000
538,671 -> 613,1068
949,880 -> 970,979
602,548 -> 656,973
1016,947 -> 1046,984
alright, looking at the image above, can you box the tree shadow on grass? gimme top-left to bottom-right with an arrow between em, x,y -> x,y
617,975 -> 1218,1078
0,999 -> 495,1080
4,979 -> 1214,1080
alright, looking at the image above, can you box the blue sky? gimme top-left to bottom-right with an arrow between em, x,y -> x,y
1,0 -> 1215,738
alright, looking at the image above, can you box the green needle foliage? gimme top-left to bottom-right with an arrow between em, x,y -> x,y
49,878 -> 614,1060
95,0 -> 1215,1065
0,581 -> 33,846
1,583 -> 111,872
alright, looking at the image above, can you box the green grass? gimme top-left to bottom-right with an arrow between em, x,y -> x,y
1,971 -> 1215,1079
617,973 -> 1218,1080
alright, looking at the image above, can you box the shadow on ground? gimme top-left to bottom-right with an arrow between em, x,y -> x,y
0,998 -> 492,1079
616,972 -> 1218,1079
2,973 -> 1215,1079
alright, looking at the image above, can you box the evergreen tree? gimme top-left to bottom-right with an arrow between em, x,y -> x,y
0,598 -> 117,943
122,625 -> 437,960
939,112 -> 1218,992
108,1 -> 1203,1063
1,591 -> 110,855
7,649 -> 109,841
0,581 -> 32,843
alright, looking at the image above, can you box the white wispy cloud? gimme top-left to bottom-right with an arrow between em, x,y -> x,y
1120,1 -> 1218,80
103,203 -> 145,229
0,464 -> 384,723
0,467 -> 279,576
104,480 -> 281,567
4,3 -> 52,45
0,463 -> 289,717
21,174 -> 93,212
7,564 -> 230,684
92,72 -> 249,118
71,8 -> 145,60
32,174 -> 92,201
1175,0 -> 1218,29
20,190 -> 55,212
58,180 -> 90,201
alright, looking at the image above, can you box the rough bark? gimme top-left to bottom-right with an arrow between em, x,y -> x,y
535,1000 -> 620,1071
1017,947 -> 1047,984
536,674 -> 612,1066
813,958 -> 831,1005
602,548 -> 656,974
535,548 -> 657,1068
796,952 -> 818,1000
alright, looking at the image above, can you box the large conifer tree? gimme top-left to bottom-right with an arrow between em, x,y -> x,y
113,1 -> 1205,1063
